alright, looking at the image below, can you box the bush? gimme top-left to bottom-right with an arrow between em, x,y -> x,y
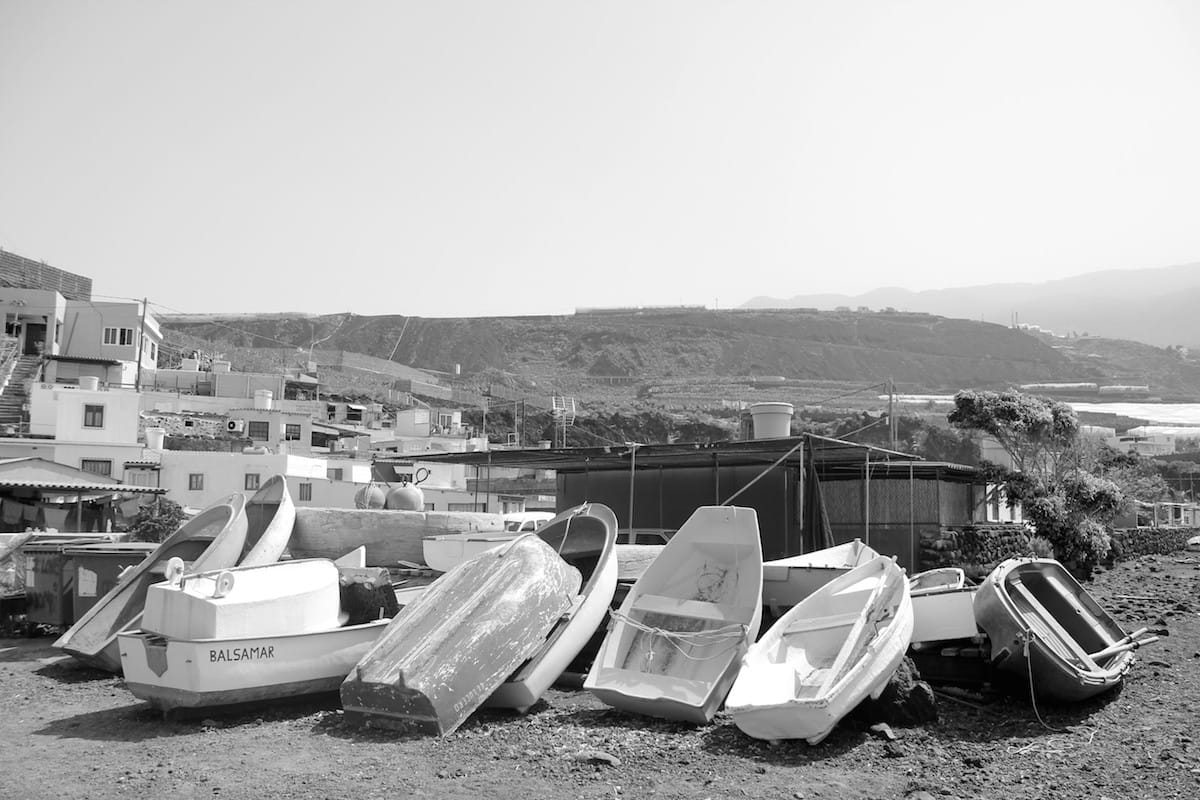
1028,536 -> 1055,559
127,499 -> 187,543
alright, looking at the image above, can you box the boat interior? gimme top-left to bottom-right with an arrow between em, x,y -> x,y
1005,565 -> 1122,669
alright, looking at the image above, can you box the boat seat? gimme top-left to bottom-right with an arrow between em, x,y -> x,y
631,593 -> 751,624
593,666 -> 711,704
1008,580 -> 1094,667
781,611 -> 862,636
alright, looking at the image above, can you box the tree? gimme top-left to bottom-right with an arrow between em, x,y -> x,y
126,498 -> 187,543
948,389 -> 1122,578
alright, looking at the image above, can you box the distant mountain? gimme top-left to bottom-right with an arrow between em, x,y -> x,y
741,263 -> 1200,348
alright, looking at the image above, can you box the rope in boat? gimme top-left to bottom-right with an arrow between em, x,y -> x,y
608,607 -> 748,662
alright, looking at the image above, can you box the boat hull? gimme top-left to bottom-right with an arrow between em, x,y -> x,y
486,502 -> 619,711
761,540 -> 879,610
241,473 -> 296,566
585,506 -> 763,724
341,535 -> 582,735
974,557 -> 1133,702
54,494 -> 249,673
290,508 -> 505,566
119,621 -> 389,712
726,556 -> 913,743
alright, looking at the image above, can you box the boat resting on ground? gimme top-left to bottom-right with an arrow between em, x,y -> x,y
974,557 -> 1157,702
486,502 -> 619,712
762,539 -> 879,612
584,505 -> 762,724
289,507 -> 505,566
907,567 -> 979,645
119,558 -> 394,714
725,555 -> 913,744
54,494 -> 249,673
341,534 -> 582,735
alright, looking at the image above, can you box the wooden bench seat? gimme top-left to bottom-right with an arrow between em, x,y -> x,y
782,611 -> 862,636
631,593 -> 751,623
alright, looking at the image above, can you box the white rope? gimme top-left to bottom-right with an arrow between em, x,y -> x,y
609,607 -> 748,662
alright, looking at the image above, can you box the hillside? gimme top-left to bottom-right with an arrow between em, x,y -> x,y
742,261 -> 1200,349
158,307 -> 1200,409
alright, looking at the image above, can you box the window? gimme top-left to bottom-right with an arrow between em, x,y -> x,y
298,483 -> 312,501
285,423 -> 302,441
80,459 -> 112,476
188,473 -> 204,491
103,327 -> 135,346
326,467 -> 344,481
246,421 -> 270,440
83,404 -> 105,428
245,474 -> 260,490
126,471 -> 156,487
448,502 -> 486,512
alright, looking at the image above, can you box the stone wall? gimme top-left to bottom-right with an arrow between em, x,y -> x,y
922,523 -> 1195,578
1108,527 -> 1196,562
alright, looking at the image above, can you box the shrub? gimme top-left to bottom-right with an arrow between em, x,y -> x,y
127,499 -> 187,543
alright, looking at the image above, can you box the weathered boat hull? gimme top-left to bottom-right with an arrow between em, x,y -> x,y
486,502 -> 619,711
119,620 -> 389,712
761,539 -> 879,610
908,567 -> 977,644
725,556 -> 913,743
289,507 -> 505,566
240,473 -> 296,566
974,557 -> 1133,702
585,506 -> 763,724
341,535 -> 582,735
54,495 -> 249,673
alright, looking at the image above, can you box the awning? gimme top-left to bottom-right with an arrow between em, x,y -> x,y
0,479 -> 166,494
46,355 -> 121,366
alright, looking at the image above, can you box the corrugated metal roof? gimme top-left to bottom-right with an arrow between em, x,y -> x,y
0,479 -> 166,494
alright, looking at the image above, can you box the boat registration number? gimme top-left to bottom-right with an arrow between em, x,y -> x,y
209,646 -> 276,662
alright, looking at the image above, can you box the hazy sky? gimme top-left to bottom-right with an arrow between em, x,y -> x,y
3,1 -> 1200,318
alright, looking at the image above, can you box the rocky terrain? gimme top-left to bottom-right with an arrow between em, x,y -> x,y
3,552 -> 1198,800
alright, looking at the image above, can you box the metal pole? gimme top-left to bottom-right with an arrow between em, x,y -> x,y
135,297 -> 148,391
627,445 -> 637,544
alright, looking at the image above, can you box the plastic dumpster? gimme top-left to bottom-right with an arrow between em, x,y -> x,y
23,538 -> 108,626
65,542 -> 160,621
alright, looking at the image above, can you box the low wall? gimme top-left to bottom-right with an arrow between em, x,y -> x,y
922,524 -> 1195,578
1108,527 -> 1196,562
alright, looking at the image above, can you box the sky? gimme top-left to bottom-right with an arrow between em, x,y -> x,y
3,1 -> 1200,318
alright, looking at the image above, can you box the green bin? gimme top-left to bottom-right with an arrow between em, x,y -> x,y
64,542 -> 160,621
23,538 -> 108,626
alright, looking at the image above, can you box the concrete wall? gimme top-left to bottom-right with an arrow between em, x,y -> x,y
28,384 -> 141,443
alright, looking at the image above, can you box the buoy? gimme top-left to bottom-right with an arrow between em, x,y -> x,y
385,484 -> 425,511
355,485 -> 386,509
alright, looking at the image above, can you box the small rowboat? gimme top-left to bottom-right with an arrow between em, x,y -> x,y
974,557 -> 1156,702
908,567 -> 978,645
341,534 -> 582,735
584,505 -> 762,724
486,502 -> 618,711
422,532 -> 520,573
725,555 -> 913,744
54,494 -> 249,673
240,473 -> 296,566
762,539 -> 879,612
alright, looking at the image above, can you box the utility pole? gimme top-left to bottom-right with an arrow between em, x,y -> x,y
888,378 -> 897,450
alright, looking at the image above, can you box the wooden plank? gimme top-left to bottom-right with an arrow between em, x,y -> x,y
782,611 -> 862,636
631,593 -> 744,623
1007,579 -> 1093,667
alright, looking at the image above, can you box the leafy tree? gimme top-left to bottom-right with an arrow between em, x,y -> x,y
127,498 -> 187,543
948,389 -> 1122,578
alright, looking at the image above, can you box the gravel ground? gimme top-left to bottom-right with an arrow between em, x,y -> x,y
2,552 -> 1198,800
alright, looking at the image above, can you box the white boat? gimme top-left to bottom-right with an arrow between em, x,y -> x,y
141,558 -> 345,641
422,532 -> 521,573
487,502 -> 618,711
584,505 -> 762,724
54,494 -> 249,673
908,567 -> 978,645
725,555 -> 913,744
762,539 -> 879,611
502,511 -> 554,532
119,619 -> 390,714
240,473 -> 296,566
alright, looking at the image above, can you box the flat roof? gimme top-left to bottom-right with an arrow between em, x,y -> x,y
46,355 -> 122,365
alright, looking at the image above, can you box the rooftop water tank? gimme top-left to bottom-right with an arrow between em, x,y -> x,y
749,402 -> 795,439
253,389 -> 273,410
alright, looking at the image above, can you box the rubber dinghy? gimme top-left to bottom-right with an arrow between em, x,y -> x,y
584,505 -> 762,724
485,502 -> 618,712
119,556 -> 397,713
725,555 -> 913,744
240,473 -> 296,566
340,534 -> 582,735
974,557 -> 1157,702
54,494 -> 249,672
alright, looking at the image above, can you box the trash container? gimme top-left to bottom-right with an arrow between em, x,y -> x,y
23,538 -> 108,626
64,542 -> 160,621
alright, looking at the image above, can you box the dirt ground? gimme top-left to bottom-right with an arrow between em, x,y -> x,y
3,552 -> 1199,800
